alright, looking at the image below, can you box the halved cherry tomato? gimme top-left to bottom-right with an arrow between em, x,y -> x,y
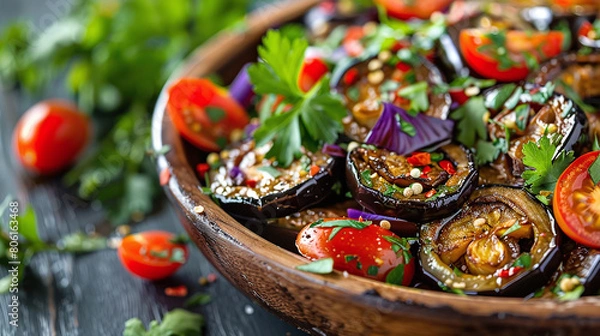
118,231 -> 189,280
343,26 -> 366,58
554,151 -> 600,249
375,0 -> 453,20
296,218 -> 414,285
167,78 -> 249,152
299,57 -> 329,92
13,100 -> 91,175
459,29 -> 564,82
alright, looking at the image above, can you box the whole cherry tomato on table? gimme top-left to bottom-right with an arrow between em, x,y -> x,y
554,151 -> 600,249
13,99 -> 91,175
296,218 -> 414,285
118,231 -> 189,280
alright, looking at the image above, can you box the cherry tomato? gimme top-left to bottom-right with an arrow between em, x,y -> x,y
554,151 -> 600,249
375,0 -> 453,20
299,58 -> 329,92
118,231 -> 189,280
343,26 -> 365,57
167,78 -> 250,152
552,0 -> 597,8
296,218 -> 414,285
459,29 -> 564,82
13,100 -> 91,175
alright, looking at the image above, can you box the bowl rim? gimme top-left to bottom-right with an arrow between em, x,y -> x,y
151,0 -> 600,328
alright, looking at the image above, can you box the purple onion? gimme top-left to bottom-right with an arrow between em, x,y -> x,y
365,103 -> 454,156
322,143 -> 346,158
244,121 -> 260,138
229,64 -> 254,108
347,208 -> 401,222
229,166 -> 245,185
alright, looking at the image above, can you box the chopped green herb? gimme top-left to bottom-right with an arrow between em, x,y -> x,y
367,265 -> 380,276
501,220 -> 522,238
184,293 -> 212,308
345,255 -> 357,263
311,219 -> 372,240
588,155 -> 600,185
361,169 -> 373,187
438,282 -> 467,296
530,82 -> 555,104
170,247 -> 187,263
296,257 -> 334,274
123,309 -> 204,336
430,152 -> 444,162
205,106 -> 226,123
503,86 -> 524,111
398,81 -> 429,115
451,96 -> 489,148
475,140 -> 501,166
256,166 -> 282,178
453,267 -> 464,277
556,79 -> 597,113
513,253 -> 532,269
150,250 -> 169,259
396,114 -> 416,136
514,104 -> 530,131
347,86 -> 360,101
385,264 -> 405,286
356,261 -> 363,270
485,83 -> 517,111
380,80 -> 400,92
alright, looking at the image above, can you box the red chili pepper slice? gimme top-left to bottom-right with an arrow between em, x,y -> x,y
196,163 -> 210,179
246,179 -> 257,188
424,189 -> 437,198
344,68 -> 360,86
439,160 -> 456,175
496,266 -> 524,278
420,165 -> 432,178
407,152 -> 431,166
310,165 -> 321,176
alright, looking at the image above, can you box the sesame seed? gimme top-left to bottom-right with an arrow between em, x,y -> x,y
403,188 -> 414,197
410,183 -> 423,195
368,59 -> 383,71
380,220 -> 391,230
194,205 -> 205,214
409,168 -> 421,178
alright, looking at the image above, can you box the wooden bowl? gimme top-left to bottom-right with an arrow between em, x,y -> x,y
152,0 -> 600,334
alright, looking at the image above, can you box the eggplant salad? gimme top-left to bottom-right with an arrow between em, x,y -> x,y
165,0 -> 600,298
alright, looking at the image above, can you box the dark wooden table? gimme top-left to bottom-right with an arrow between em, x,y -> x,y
0,1 -> 307,335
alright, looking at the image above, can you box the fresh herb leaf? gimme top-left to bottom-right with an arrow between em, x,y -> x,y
588,155 -> 600,185
57,232 -> 107,253
311,219 -> 371,240
347,86 -> 360,101
451,96 -> 489,148
367,265 -> 379,276
503,86 -> 524,111
256,166 -> 282,178
248,31 -> 346,166
345,255 -> 357,263
513,253 -> 532,269
514,104 -> 530,131
296,257 -> 334,274
438,282 -> 467,296
453,267 -> 464,277
559,285 -> 585,301
556,79 -> 597,113
475,140 -> 500,165
385,264 -> 405,285
530,82 -> 555,104
185,293 -> 212,308
522,136 -> 575,197
361,169 -> 373,187
485,83 -> 517,111
396,115 -> 416,136
123,309 -> 204,336
398,81 -> 429,115
500,220 -> 522,238
205,107 -> 226,123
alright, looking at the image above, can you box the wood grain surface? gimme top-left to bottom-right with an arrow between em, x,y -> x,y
0,1 -> 306,335
153,0 -> 600,335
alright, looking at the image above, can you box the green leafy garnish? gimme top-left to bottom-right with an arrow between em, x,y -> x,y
184,293 -> 212,308
522,136 -> 575,199
311,219 -> 372,240
556,79 -> 597,114
367,265 -> 380,276
123,309 -> 204,336
485,83 -> 517,111
552,274 -> 585,301
514,104 -> 530,131
474,140 -> 500,165
345,255 -> 357,263
385,264 -> 405,286
588,155 -> 600,185
398,81 -> 429,115
513,253 -> 532,269
530,82 -> 555,104
434,76 -> 495,94
361,169 -> 373,187
500,220 -> 522,238
438,282 -> 467,296
451,96 -> 489,148
296,257 -> 334,274
248,30 -> 346,166
256,166 -> 282,178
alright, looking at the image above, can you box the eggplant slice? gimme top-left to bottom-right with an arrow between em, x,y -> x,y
332,55 -> 451,142
478,83 -> 588,186
346,143 -> 478,223
530,52 -> 600,140
209,140 -> 343,221
420,186 -> 561,296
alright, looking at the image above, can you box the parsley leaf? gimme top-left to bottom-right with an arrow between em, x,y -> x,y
485,83 -> 516,111
123,309 -> 204,336
185,293 -> 212,308
398,81 -> 429,115
310,219 -> 372,240
248,30 -> 346,166
451,96 -> 489,148
522,136 -> 575,197
513,253 -> 532,269
296,257 -> 334,274
474,140 -> 501,165
385,264 -> 405,285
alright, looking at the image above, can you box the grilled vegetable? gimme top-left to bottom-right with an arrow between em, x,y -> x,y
478,83 -> 587,186
209,140 -> 342,221
346,143 -> 477,222
420,186 -> 561,296
332,54 -> 451,141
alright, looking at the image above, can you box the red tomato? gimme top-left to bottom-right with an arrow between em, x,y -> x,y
459,29 -> 564,82
406,152 -> 432,166
552,0 -> 597,8
299,58 -> 329,92
167,78 -> 249,152
118,231 -> 189,280
554,151 -> 600,249
13,100 -> 91,175
343,26 -> 366,57
375,0 -> 453,20
296,218 -> 414,285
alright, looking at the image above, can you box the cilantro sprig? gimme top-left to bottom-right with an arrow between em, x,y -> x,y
522,136 -> 575,204
248,30 -> 346,167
